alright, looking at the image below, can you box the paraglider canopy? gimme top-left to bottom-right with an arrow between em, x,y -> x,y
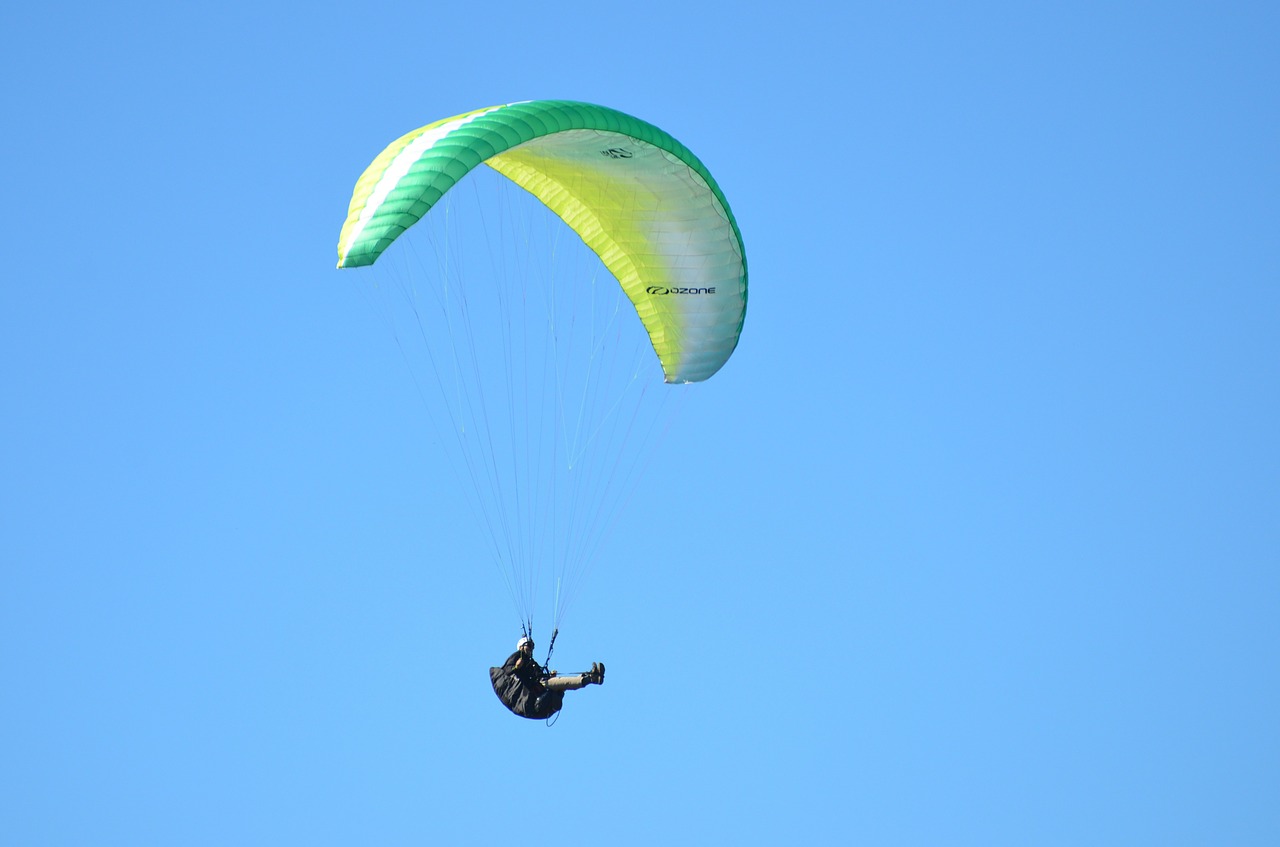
337,100 -> 748,384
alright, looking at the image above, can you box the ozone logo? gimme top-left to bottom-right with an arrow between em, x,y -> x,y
600,147 -> 633,159
646,286 -> 717,296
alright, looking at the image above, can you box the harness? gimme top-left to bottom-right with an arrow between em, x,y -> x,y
517,624 -> 565,726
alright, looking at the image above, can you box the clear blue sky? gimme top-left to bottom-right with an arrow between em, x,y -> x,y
3,2 -> 1278,844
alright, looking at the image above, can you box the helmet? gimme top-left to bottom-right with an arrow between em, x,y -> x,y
517,636 -> 534,651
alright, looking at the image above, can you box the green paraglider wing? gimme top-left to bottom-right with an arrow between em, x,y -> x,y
336,100 -> 747,383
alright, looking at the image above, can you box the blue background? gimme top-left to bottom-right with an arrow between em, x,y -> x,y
3,1 -> 1277,844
